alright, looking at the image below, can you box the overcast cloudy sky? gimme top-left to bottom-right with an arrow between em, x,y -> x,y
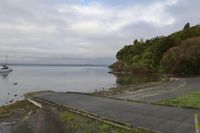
0,0 -> 200,64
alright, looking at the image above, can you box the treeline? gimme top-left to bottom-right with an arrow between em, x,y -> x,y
110,23 -> 200,75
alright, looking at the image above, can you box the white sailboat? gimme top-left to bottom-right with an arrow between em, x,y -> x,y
0,55 -> 12,73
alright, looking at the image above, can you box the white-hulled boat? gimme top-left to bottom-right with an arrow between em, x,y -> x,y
0,65 -> 12,73
0,55 -> 12,73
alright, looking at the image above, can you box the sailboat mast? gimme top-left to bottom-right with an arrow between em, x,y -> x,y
5,55 -> 8,65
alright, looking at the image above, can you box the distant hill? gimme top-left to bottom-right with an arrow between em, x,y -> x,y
110,23 -> 200,75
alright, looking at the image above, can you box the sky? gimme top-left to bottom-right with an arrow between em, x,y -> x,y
0,0 -> 200,65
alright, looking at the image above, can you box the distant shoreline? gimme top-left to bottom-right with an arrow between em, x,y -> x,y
0,63 -> 108,67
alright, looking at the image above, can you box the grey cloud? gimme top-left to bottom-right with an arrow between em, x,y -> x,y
0,0 -> 199,64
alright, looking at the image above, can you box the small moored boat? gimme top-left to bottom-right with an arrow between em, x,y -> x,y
0,65 -> 12,73
0,55 -> 12,73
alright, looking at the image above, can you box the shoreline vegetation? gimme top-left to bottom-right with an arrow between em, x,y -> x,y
110,23 -> 200,76
0,100 -> 38,119
0,100 -> 155,133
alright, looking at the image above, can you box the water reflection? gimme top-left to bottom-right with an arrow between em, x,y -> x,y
0,72 -> 9,79
0,66 -> 162,106
0,66 -> 116,106
114,73 -> 161,85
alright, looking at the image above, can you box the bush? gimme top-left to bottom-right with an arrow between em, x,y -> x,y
112,24 -> 200,74
161,37 -> 200,75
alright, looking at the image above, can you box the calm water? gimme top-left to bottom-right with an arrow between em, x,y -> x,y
0,66 -> 116,106
0,66 -> 161,106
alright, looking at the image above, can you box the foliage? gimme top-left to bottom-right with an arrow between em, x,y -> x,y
183,23 -> 190,30
111,23 -> 200,74
161,37 -> 200,75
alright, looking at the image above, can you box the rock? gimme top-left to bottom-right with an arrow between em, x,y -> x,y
13,83 -> 18,85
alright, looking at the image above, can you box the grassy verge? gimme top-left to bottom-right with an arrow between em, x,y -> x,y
59,110 -> 155,133
0,100 -> 38,119
159,91 -> 200,108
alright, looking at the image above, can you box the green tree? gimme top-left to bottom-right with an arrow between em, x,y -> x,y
133,39 -> 138,45
142,51 -> 153,70
162,37 -> 200,75
111,23 -> 200,74
183,23 -> 190,30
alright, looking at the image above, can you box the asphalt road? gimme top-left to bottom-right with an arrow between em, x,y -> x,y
35,92 -> 198,133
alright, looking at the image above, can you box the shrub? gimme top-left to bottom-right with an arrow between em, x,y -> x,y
161,37 -> 200,75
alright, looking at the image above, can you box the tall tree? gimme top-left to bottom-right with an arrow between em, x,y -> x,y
183,23 -> 190,30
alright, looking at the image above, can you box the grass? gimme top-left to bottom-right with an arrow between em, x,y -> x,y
159,91 -> 200,108
0,100 -> 38,119
59,110 -> 155,133
0,100 -> 156,133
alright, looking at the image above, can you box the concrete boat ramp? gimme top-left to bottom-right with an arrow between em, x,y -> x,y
26,91 -> 198,133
